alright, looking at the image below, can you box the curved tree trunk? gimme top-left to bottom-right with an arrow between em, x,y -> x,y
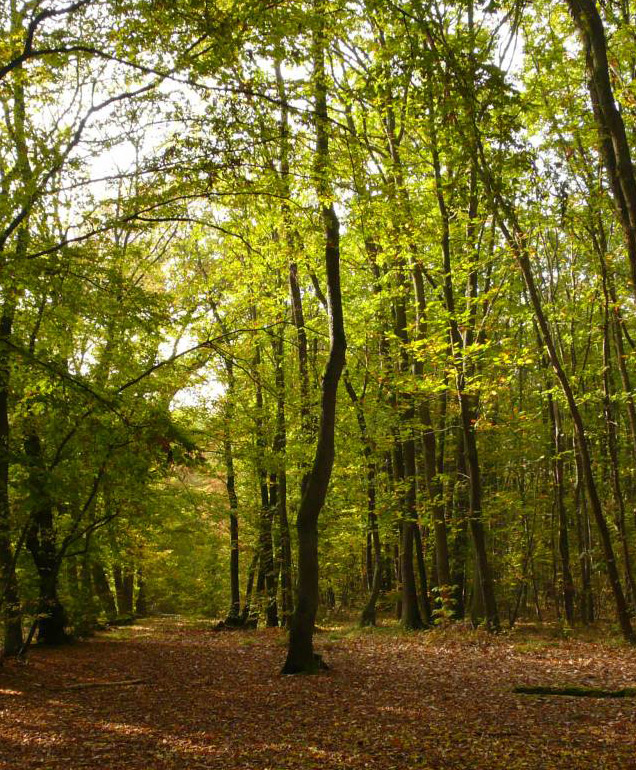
282,11 -> 346,672
500,214 -> 635,643
566,0 -> 636,298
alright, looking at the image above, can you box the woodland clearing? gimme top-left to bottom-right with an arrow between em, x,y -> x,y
1,619 -> 635,769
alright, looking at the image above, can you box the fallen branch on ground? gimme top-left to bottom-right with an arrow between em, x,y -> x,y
62,679 -> 148,690
514,685 -> 636,698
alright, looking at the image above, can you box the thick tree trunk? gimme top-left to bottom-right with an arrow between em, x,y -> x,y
92,562 -> 117,621
37,576 -> 68,645
0,304 -> 22,655
283,209 -> 345,670
0,17 -> 36,655
566,0 -> 636,298
24,431 -> 70,645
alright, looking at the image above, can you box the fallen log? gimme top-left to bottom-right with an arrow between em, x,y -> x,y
63,679 -> 147,691
514,685 -> 636,698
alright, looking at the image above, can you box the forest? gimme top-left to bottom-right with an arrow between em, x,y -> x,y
2,0 -> 636,767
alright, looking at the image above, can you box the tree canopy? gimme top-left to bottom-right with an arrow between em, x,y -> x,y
2,0 -> 636,672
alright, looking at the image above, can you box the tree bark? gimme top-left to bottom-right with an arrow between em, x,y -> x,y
24,430 -> 70,645
547,396 -> 576,625
282,12 -> 347,672
252,323 -> 278,629
344,372 -> 382,627
499,217 -> 635,642
209,301 -> 242,626
271,328 -> 293,628
0,303 -> 22,655
92,562 -> 117,621
566,0 -> 636,298
429,104 -> 499,631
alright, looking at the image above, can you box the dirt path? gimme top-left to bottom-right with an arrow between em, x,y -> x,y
1,620 -> 635,769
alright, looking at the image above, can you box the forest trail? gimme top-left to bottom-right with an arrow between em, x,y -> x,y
1,619 -> 635,770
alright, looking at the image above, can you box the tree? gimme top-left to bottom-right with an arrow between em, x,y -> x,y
282,2 -> 347,673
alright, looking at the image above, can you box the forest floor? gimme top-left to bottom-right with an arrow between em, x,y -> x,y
1,618 -> 636,769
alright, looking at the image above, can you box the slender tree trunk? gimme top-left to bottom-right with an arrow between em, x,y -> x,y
499,215 -> 635,642
209,302 -> 242,626
113,563 -> 134,616
414,525 -> 432,625
135,566 -> 147,617
547,396 -> 576,624
429,94 -> 499,631
400,419 -> 424,630
344,373 -> 382,626
600,288 -> 636,608
122,568 -> 134,615
275,61 -> 314,462
412,265 -> 451,600
574,443 -> 595,624
252,325 -> 278,628
76,538 -> 98,635
451,433 -> 469,620
225,435 -> 242,624
271,328 -> 293,628
283,13 -> 347,672
239,552 -> 256,626
455,59 -> 636,638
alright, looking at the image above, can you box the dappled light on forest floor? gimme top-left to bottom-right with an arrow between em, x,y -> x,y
1,619 -> 635,769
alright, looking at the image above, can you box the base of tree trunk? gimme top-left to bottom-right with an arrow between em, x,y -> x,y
281,652 -> 329,675
106,615 -> 136,627
215,612 -> 253,631
359,606 -> 376,627
3,618 -> 24,656
37,607 -> 71,646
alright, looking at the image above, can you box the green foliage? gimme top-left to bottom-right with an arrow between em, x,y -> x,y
2,0 -> 636,650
